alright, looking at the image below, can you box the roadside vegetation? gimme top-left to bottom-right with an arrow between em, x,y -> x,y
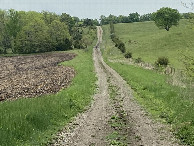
102,20 -> 194,145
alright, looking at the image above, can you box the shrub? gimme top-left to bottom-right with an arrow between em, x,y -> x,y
155,57 -> 169,66
124,52 -> 132,58
111,34 -> 126,53
0,48 -> 3,54
135,57 -> 143,63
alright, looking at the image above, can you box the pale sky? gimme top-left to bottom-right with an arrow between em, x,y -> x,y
0,0 -> 192,19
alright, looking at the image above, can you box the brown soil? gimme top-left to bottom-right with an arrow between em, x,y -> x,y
50,27 -> 181,146
0,53 -> 76,101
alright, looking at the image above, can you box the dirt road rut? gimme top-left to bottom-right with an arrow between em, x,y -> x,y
51,27 -> 180,146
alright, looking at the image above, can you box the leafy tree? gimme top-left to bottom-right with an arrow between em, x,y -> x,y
42,11 -> 60,25
15,19 -> 51,53
154,7 -> 180,31
140,13 -> 153,22
49,20 -> 71,51
100,15 -> 108,25
18,11 -> 43,27
60,13 -> 75,32
6,9 -> 21,38
71,27 -> 87,49
83,18 -> 93,26
5,9 -> 21,53
0,10 -> 6,53
128,12 -> 140,22
73,17 -> 80,25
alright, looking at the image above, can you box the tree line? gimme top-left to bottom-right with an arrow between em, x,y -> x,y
100,12 -> 194,25
110,22 -> 126,53
0,9 -> 99,54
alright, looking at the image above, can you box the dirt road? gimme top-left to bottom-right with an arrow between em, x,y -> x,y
51,27 -> 180,146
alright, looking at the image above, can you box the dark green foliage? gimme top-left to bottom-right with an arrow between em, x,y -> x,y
100,13 -> 154,25
49,20 -> 71,51
135,57 -> 143,63
0,47 -> 3,54
60,13 -> 75,31
15,19 -> 51,54
154,7 -> 181,31
140,13 -> 154,22
0,9 -> 99,54
72,27 -> 85,49
128,12 -> 140,22
124,52 -> 132,59
181,12 -> 194,19
83,18 -> 99,26
155,57 -> 169,66
110,22 -> 115,34
42,11 -> 60,25
110,23 -> 126,53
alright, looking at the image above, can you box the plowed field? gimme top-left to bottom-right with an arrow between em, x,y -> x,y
0,53 -> 76,101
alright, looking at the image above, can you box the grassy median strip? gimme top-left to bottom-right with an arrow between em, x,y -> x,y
0,48 -> 96,145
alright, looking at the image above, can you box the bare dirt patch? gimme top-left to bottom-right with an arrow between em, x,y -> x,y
0,53 -> 76,101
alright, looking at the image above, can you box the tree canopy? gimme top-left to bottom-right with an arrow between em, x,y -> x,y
154,7 -> 181,31
0,9 -> 98,54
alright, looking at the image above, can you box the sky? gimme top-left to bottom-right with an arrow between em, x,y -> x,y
0,0 -> 192,19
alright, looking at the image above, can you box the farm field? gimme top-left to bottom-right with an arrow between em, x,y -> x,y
105,20 -> 194,70
0,53 -> 76,101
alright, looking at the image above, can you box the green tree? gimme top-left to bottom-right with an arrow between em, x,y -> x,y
49,20 -> 71,51
0,10 -> 6,53
15,19 -> 51,53
60,13 -> 75,32
128,12 -> 140,22
154,7 -> 180,31
4,9 -> 22,53
42,11 -> 60,25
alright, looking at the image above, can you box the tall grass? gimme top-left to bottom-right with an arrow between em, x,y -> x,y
0,48 -> 96,145
102,24 -> 194,145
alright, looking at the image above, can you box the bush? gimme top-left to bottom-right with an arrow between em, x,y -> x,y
0,48 -> 3,54
124,52 -> 132,58
111,34 -> 126,53
135,57 -> 143,63
155,57 -> 169,66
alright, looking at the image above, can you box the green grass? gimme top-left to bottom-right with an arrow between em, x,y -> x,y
0,47 -> 96,145
102,24 -> 194,145
104,20 -> 194,70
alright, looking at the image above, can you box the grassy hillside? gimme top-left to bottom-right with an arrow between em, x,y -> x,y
102,24 -> 194,145
107,20 -> 194,69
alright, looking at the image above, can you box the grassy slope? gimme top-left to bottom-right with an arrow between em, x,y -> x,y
0,46 -> 96,145
102,24 -> 194,145
107,20 -> 194,69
